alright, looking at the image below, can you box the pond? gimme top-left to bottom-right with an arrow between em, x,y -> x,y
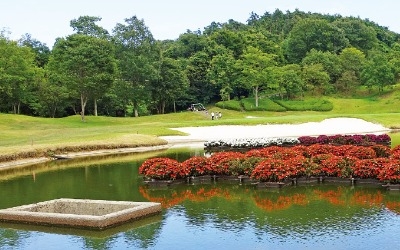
0,146 -> 400,250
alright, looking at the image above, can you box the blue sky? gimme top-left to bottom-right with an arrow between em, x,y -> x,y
1,0 -> 399,47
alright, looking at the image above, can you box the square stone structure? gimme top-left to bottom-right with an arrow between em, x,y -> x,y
0,198 -> 162,230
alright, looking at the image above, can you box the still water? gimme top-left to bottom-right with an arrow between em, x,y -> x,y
0,147 -> 400,250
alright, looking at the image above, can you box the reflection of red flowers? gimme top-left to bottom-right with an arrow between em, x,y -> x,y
313,188 -> 345,206
350,190 -> 383,207
253,194 -> 307,211
139,186 -> 231,208
385,201 -> 400,214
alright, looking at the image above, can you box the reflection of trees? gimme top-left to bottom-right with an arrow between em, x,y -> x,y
0,229 -> 30,249
122,221 -> 163,249
139,184 -> 398,237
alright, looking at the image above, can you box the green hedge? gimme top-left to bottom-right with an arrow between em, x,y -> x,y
273,99 -> 333,111
241,98 -> 287,112
215,100 -> 243,111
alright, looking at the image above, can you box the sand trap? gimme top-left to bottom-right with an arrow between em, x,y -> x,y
161,118 -> 390,143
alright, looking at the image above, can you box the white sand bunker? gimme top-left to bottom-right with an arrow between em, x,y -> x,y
161,118 -> 390,142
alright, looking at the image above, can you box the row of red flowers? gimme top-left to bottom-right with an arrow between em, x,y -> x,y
139,144 -> 400,183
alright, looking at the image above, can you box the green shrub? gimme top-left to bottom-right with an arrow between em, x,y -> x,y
242,98 -> 287,112
215,100 -> 243,111
273,99 -> 333,111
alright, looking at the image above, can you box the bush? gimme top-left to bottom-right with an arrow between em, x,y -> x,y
215,100 -> 242,111
241,98 -> 286,112
273,99 -> 333,111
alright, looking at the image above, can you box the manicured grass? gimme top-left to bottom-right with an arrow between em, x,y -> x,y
1,90 -> 400,161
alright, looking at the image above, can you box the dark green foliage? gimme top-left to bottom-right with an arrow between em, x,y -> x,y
273,99 -> 333,111
215,100 -> 243,111
241,98 -> 287,112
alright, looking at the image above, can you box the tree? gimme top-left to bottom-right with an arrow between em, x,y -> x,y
337,47 -> 366,93
47,34 -> 116,121
70,16 -> 109,38
70,16 -> 112,116
19,34 -> 50,68
207,48 -> 238,101
333,18 -> 378,53
301,49 -> 342,84
186,51 -> 217,104
113,16 -> 159,117
150,57 -> 189,114
301,64 -> 331,95
285,18 -> 349,63
237,46 -> 277,107
361,50 -> 395,92
275,64 -> 305,99
0,37 -> 37,114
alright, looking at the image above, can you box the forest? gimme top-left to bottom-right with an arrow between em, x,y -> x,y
1,9 -> 400,119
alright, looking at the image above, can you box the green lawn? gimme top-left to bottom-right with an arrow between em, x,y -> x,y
1,93 -> 400,161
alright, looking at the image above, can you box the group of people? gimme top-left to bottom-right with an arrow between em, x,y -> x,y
210,111 -> 222,120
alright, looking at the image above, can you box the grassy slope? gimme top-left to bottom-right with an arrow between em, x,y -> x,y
1,86 -> 400,158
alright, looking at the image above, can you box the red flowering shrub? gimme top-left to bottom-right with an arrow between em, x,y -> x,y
377,159 -> 400,183
229,156 -> 263,176
352,158 -> 389,179
181,156 -> 212,176
306,144 -> 334,157
345,146 -> 377,159
251,155 -> 307,181
271,148 -> 300,160
371,144 -> 391,158
139,157 -> 184,180
208,151 -> 246,175
320,155 -> 357,177
245,146 -> 283,158
391,145 -> 400,159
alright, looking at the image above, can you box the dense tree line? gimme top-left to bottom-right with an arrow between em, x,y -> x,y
1,9 -> 400,118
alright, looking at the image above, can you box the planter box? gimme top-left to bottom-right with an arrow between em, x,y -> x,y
292,177 -> 319,185
143,179 -> 186,187
352,178 -> 382,186
382,184 -> 400,191
187,175 -> 213,184
256,181 -> 289,188
321,176 -> 352,184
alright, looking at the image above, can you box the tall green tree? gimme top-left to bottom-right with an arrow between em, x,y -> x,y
275,64 -> 305,99
19,34 -> 50,68
113,16 -> 159,117
47,34 -> 116,121
207,48 -> 237,101
0,37 -> 37,114
285,18 -> 349,63
361,50 -> 395,92
70,16 -> 109,38
70,16 -> 112,116
301,49 -> 342,84
301,63 -> 331,95
150,57 -> 189,114
237,46 -> 277,107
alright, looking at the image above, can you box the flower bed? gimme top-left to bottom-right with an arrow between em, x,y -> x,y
204,134 -> 391,151
139,144 -> 400,186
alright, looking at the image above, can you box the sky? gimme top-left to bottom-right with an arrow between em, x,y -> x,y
1,0 -> 400,48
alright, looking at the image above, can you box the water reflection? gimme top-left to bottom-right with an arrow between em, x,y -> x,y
0,147 -> 399,249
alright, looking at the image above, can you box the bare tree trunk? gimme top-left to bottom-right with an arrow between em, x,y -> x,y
80,93 -> 87,122
94,99 -> 98,116
254,86 -> 259,107
133,100 -> 139,117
